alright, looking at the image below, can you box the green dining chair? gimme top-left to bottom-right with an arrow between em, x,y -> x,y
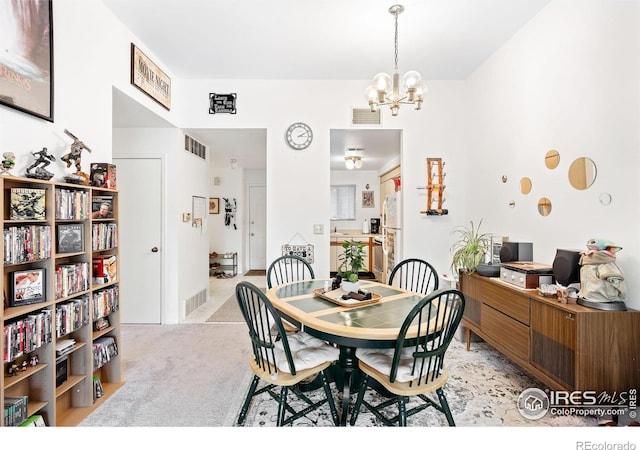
388,258 -> 439,295
267,255 -> 315,334
235,281 -> 339,426
350,288 -> 465,426
267,255 -> 315,289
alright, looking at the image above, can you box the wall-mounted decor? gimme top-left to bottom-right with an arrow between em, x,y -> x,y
131,43 -> 171,110
209,93 -> 237,114
419,158 -> 448,216
362,191 -> 374,208
0,0 -> 54,122
209,197 -> 219,214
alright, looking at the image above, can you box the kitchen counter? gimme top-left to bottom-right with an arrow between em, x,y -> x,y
331,229 -> 380,240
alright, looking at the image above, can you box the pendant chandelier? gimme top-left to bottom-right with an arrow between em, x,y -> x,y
365,4 -> 425,116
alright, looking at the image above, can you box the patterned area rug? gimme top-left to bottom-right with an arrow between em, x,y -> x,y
235,338 -> 599,427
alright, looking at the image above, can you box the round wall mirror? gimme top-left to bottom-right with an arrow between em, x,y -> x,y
545,150 -> 560,169
520,177 -> 532,195
568,157 -> 597,190
538,197 -> 552,216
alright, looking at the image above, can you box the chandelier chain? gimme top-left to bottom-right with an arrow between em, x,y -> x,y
394,10 -> 399,71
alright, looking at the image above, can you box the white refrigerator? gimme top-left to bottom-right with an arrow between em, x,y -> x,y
381,192 -> 402,284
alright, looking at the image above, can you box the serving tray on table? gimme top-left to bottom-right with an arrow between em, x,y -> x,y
313,287 -> 381,308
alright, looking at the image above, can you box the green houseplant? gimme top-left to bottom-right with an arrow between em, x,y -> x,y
450,219 -> 492,275
337,239 -> 366,289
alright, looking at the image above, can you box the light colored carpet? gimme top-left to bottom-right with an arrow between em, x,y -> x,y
206,294 -> 244,323
78,323 -> 599,428
78,323 -> 253,427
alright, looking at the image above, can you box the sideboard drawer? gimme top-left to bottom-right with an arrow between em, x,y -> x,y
481,281 -> 530,325
481,304 -> 529,362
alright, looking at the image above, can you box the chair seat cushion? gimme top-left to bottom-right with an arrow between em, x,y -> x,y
274,332 -> 339,373
356,347 -> 424,382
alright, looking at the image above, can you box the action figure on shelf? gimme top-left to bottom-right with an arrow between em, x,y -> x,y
26,147 -> 56,180
61,129 -> 92,184
1,152 -> 16,175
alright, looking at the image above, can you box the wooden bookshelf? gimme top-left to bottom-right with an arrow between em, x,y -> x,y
1,176 -> 123,427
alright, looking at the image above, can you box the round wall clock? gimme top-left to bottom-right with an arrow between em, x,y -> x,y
286,122 -> 313,150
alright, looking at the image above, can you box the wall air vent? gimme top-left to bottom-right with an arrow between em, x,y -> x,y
184,134 -> 206,160
351,107 -> 382,126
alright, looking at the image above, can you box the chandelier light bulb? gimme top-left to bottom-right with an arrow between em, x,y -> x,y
354,158 -> 363,169
402,70 -> 422,90
372,73 -> 392,93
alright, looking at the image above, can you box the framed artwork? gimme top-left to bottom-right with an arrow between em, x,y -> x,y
209,197 -> 220,214
0,0 -> 54,122
362,191 -> 375,208
130,43 -> 171,110
9,268 -> 46,307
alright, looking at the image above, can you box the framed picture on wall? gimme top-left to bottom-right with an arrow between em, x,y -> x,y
130,43 -> 171,110
362,191 -> 375,208
209,197 -> 219,214
0,0 -> 54,122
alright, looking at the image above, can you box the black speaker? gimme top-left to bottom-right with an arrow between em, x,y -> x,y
500,242 -> 533,263
552,249 -> 582,286
500,242 -> 518,263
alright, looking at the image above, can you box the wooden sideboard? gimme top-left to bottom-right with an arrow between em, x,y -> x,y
459,273 -> 640,394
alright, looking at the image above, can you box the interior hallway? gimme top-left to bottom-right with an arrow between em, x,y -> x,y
183,272 -> 267,323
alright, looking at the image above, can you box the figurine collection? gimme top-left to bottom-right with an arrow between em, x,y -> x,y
2,129 -> 113,187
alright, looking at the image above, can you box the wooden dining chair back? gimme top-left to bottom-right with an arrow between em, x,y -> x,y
267,255 -> 315,289
235,281 -> 339,426
350,288 -> 465,426
388,258 -> 439,296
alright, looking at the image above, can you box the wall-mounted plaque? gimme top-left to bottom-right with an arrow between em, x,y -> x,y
131,43 -> 171,110
209,93 -> 237,114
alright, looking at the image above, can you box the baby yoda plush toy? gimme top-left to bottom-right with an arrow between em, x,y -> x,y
578,238 -> 626,310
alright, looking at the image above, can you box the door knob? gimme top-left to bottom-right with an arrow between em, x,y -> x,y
251,233 -> 254,236
151,247 -> 159,252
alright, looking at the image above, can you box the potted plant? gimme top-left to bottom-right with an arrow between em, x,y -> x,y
337,239 -> 366,291
450,219 -> 492,275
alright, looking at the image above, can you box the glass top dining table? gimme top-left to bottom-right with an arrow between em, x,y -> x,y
265,278 -> 428,425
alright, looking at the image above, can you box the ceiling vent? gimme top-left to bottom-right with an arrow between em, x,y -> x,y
351,107 -> 381,126
184,134 -> 206,160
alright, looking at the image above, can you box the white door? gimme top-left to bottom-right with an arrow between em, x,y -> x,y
248,185 -> 266,270
115,157 -> 163,323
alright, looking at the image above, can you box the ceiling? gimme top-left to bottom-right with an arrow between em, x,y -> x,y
107,0 -> 551,171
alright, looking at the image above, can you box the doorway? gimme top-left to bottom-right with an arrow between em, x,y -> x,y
248,185 -> 266,270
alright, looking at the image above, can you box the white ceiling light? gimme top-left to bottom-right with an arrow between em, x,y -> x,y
229,158 -> 238,170
365,5 -> 425,117
344,149 -> 363,170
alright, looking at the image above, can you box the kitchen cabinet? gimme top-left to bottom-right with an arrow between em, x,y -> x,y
459,273 -> 640,394
330,234 -> 374,274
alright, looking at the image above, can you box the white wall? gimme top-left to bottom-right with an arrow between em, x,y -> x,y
466,0 -> 640,309
176,79 -> 471,282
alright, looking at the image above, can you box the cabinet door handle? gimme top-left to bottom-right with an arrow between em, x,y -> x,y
151,247 -> 159,253
565,314 -> 575,321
